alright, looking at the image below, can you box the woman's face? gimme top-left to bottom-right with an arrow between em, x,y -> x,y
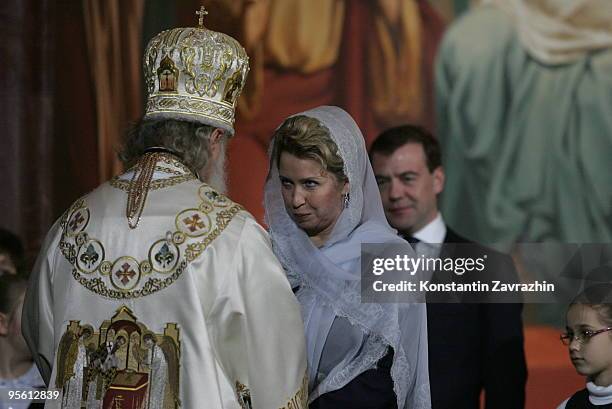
279,152 -> 348,243
566,304 -> 612,386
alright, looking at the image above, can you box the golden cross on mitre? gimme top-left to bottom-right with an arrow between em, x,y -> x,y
196,5 -> 208,28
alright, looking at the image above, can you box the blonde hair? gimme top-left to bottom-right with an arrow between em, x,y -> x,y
271,115 -> 347,183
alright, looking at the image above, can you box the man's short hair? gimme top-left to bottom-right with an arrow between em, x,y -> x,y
369,125 -> 441,172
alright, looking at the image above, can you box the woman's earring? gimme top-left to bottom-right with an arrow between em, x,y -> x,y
343,193 -> 350,208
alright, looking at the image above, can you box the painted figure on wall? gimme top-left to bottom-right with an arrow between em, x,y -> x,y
435,0 -> 612,324
436,0 -> 612,246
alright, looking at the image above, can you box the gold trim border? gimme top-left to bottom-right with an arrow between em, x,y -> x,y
279,372 -> 309,409
64,204 -> 242,300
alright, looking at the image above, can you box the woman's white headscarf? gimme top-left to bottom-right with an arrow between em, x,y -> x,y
264,106 -> 431,409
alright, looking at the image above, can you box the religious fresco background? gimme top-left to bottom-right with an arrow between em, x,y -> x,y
1,0 -> 452,257
3,1 -> 612,407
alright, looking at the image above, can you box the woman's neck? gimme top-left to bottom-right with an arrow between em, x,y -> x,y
309,219 -> 341,248
310,234 -> 327,248
0,340 -> 32,380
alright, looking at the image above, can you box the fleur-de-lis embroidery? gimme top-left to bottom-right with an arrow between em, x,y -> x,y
79,244 -> 99,268
205,191 -> 220,201
69,212 -> 85,232
205,190 -> 229,206
154,243 -> 175,268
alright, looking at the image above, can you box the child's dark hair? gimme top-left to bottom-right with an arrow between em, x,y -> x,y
570,283 -> 612,327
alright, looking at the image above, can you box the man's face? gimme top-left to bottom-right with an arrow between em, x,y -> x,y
371,143 -> 444,235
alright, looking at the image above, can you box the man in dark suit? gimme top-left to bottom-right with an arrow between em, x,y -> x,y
370,125 -> 527,409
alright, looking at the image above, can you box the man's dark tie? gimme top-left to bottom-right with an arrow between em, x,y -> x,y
404,235 -> 420,250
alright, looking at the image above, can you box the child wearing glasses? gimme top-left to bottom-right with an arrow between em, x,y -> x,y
557,283 -> 612,408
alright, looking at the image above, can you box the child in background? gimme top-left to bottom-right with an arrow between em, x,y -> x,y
0,229 -> 25,277
0,275 -> 44,409
558,283 -> 612,408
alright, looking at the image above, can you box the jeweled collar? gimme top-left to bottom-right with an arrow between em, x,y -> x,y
110,152 -> 197,191
110,151 -> 198,228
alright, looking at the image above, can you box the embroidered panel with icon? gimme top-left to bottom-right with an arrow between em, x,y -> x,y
55,306 -> 180,409
59,184 -> 242,299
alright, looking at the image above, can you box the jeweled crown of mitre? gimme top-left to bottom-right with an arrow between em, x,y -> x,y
143,7 -> 249,135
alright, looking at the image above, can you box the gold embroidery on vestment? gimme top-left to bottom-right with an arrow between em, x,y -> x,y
59,184 -> 242,299
235,381 -> 252,409
278,372 -> 309,409
110,173 -> 196,193
109,153 -> 197,194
